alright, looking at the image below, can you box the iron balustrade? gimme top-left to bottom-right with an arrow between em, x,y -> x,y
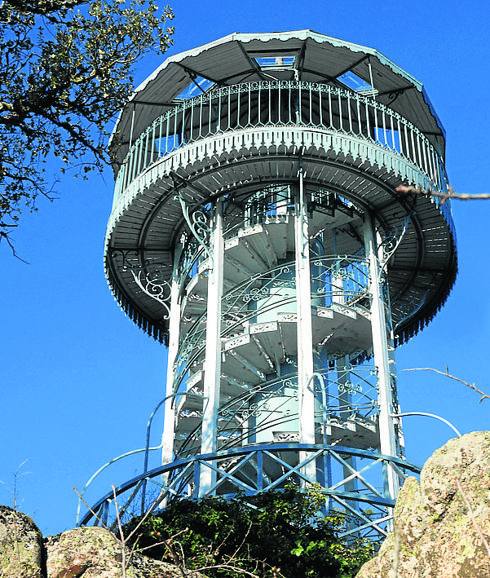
173,255 -> 370,397
176,211 -> 251,290
176,363 -> 380,459
79,443 -> 420,541
114,81 -> 447,202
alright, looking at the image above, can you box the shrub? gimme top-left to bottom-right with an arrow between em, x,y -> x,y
124,484 -> 374,577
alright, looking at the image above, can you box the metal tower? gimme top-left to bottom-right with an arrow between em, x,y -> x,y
83,31 -> 457,541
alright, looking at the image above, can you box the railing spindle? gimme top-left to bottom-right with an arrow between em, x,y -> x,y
397,116 -> 403,156
172,107 -> 178,151
338,90 -> 343,131
347,91 -> 353,133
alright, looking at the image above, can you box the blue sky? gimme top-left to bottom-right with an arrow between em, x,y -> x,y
1,0 -> 489,535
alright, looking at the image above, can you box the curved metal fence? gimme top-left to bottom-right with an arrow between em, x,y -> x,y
79,443 -> 420,542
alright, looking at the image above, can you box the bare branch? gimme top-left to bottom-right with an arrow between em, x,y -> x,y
72,486 -> 108,529
124,489 -> 168,543
195,563 -> 261,577
396,184 -> 490,204
0,231 -> 30,264
137,529 -> 188,554
112,485 -> 127,578
403,367 -> 490,403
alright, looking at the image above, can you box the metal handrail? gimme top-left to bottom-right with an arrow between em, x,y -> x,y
391,411 -> 462,438
177,364 -> 380,457
79,442 -> 421,527
173,255 -> 370,394
114,80 -> 446,201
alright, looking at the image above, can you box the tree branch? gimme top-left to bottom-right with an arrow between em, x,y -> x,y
403,367 -> 490,403
396,184 -> 490,204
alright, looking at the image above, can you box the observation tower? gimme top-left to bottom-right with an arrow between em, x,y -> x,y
84,31 -> 457,540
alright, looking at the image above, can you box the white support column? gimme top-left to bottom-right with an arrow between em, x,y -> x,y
199,200 -> 224,496
295,169 -> 316,483
331,251 -> 348,438
161,248 -> 183,468
363,212 -> 400,503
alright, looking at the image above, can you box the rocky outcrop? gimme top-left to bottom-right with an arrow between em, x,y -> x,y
2,432 -> 489,578
0,506 -> 206,578
0,505 -> 43,578
357,431 -> 490,578
46,526 -> 205,577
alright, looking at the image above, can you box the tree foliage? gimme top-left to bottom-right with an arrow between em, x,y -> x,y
125,485 -> 374,578
0,0 -> 174,243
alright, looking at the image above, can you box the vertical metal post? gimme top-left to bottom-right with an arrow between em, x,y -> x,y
331,245 -> 344,307
337,359 -> 352,420
295,169 -> 316,483
337,359 -> 358,503
161,242 -> 184,469
337,357 -> 359,535
331,262 -> 358,507
363,212 -> 400,505
384,281 -> 405,458
199,200 -> 224,496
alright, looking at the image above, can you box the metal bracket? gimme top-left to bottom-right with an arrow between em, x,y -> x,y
177,194 -> 212,264
131,269 -> 172,320
379,214 -> 412,271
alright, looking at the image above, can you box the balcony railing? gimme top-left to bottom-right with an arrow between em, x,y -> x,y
114,81 -> 447,201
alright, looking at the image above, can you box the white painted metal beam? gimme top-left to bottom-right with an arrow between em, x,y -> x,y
199,200 -> 225,496
363,213 -> 400,505
295,169 -> 317,484
161,241 -> 184,468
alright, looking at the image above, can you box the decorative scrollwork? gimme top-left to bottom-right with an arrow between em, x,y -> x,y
242,287 -> 269,303
218,457 -> 241,471
179,409 -> 202,418
338,381 -> 363,395
188,294 -> 205,302
177,194 -> 212,263
380,214 -> 412,270
131,269 -> 172,320
273,432 -> 300,442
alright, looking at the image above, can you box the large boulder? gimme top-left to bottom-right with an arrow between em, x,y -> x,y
357,430 -> 490,577
0,505 -> 43,578
46,525 -> 206,578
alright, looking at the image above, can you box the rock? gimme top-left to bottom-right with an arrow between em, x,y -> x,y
0,505 -> 43,578
46,525 -> 206,578
357,431 -> 490,578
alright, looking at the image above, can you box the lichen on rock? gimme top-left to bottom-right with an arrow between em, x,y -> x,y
0,505 -> 43,578
46,525 -> 206,578
0,506 -> 206,577
357,430 -> 490,578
